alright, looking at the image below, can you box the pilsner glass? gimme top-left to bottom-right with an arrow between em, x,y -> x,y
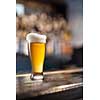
26,33 -> 46,80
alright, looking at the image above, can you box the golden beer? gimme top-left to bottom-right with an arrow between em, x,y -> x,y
26,33 -> 46,80
30,42 -> 45,74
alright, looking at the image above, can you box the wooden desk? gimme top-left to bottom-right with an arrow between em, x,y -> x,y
16,68 -> 83,100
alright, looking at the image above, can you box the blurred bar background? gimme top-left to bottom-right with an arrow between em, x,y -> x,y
16,0 -> 83,74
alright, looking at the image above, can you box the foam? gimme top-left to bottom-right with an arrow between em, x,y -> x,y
26,33 -> 47,43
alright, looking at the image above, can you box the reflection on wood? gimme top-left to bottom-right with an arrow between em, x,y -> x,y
16,68 -> 82,77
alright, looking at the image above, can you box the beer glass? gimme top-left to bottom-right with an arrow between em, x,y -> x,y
26,33 -> 46,80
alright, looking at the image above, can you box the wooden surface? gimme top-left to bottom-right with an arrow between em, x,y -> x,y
16,68 -> 83,100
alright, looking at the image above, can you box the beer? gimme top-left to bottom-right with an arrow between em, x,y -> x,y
26,33 -> 46,80
30,43 -> 45,73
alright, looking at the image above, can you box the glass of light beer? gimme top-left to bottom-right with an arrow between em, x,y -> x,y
26,33 -> 46,80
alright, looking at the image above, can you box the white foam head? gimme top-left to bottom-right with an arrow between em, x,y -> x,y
26,33 -> 47,43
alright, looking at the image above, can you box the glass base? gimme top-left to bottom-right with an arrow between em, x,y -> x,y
30,73 -> 43,80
